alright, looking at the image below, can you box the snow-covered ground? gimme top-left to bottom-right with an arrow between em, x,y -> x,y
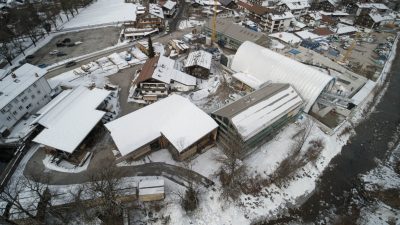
42,154 -> 91,173
62,0 -> 137,29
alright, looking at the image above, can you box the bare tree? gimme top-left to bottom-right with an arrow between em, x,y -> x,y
217,137 -> 247,200
85,162 -> 125,224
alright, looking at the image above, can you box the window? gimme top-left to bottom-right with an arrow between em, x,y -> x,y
13,99 -> 19,103
26,104 -> 32,110
7,116 -> 11,121
0,109 -> 5,114
31,94 -> 35,99
12,111 -> 17,115
24,96 -> 28,101
27,88 -> 32,93
37,90 -> 41,94
19,106 -> 23,110
33,83 -> 37,88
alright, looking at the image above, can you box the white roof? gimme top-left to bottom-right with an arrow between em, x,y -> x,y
295,30 -> 321,40
335,24 -> 358,35
139,179 -> 164,189
269,32 -> 302,44
152,56 -> 196,86
369,13 -> 395,23
170,39 -> 190,50
0,64 -> 47,110
184,50 -> 212,70
232,72 -> 264,89
232,85 -> 303,141
163,0 -> 176,10
281,0 -> 309,10
356,3 -> 389,10
319,11 -> 349,16
33,86 -> 110,153
149,3 -> 164,19
231,41 -> 333,112
292,20 -> 307,28
105,95 -> 218,156
351,80 -> 376,105
270,11 -> 294,20
308,12 -> 322,20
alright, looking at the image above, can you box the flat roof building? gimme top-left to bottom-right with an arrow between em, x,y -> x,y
0,64 -> 51,137
202,18 -> 268,50
212,83 -> 304,155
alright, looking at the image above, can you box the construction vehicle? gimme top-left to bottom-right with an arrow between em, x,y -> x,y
340,32 -> 361,65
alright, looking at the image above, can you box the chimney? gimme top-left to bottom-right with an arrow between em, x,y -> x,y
35,73 -> 39,77
11,73 -> 16,79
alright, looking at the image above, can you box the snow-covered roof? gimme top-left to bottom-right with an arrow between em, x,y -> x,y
162,0 -> 176,10
356,3 -> 389,10
193,0 -> 221,6
231,41 -> 333,112
33,86 -> 110,153
232,72 -> 264,89
154,56 -> 196,86
0,64 -> 47,110
308,12 -> 322,20
269,32 -> 302,44
335,24 -> 358,35
351,80 -> 376,105
134,56 -> 196,86
231,84 -> 303,141
295,30 -> 321,40
270,11 -> 294,20
184,50 -> 212,70
149,3 -> 164,19
280,0 -> 309,10
320,11 -> 349,16
105,95 -> 218,156
139,179 -> 164,189
170,39 -> 190,50
369,13 -> 395,23
292,20 -> 307,28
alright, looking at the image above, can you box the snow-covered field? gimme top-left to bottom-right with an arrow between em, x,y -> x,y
62,0 -> 137,29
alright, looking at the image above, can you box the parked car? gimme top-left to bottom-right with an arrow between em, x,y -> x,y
125,53 -> 132,61
49,50 -> 59,55
56,52 -> 67,57
62,38 -> 71,43
38,64 -> 47,68
65,61 -> 76,68
25,55 -> 35,61
56,42 -> 65,47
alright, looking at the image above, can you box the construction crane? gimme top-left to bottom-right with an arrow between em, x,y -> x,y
340,32 -> 361,64
211,0 -> 218,45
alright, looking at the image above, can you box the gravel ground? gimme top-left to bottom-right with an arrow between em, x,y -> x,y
29,26 -> 120,66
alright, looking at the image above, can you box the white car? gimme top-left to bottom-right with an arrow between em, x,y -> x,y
49,50 -> 59,55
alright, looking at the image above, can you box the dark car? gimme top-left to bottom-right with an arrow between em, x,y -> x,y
56,52 -> 67,57
25,55 -> 35,62
62,38 -> 71,43
56,42 -> 65,47
66,43 -> 75,47
65,61 -> 76,68
38,64 -> 47,68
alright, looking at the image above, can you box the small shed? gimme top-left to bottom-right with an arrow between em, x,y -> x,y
184,50 -> 212,79
138,179 -> 165,202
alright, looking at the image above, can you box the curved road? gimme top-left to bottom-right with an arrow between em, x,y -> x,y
24,145 -> 213,187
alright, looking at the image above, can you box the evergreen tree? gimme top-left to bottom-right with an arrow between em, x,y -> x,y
147,35 -> 155,58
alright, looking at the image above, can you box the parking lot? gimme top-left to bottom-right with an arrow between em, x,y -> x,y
28,27 -> 120,66
325,31 -> 394,79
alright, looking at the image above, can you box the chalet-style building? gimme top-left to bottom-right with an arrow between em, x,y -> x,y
134,4 -> 165,30
278,0 -> 310,18
318,0 -> 339,12
130,56 -> 196,104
